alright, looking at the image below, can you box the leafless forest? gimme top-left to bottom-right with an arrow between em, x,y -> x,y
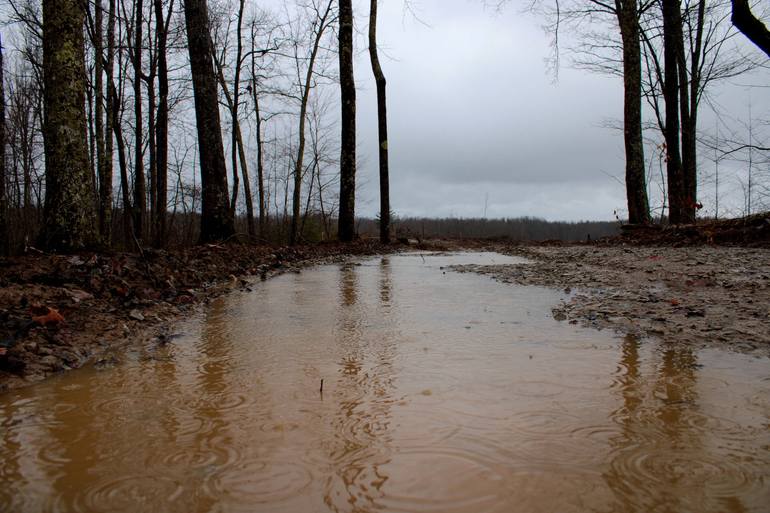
0,0 -> 768,254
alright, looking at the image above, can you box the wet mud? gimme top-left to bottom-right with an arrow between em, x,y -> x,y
454,245 -> 770,355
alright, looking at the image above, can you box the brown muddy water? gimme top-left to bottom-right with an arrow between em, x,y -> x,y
1,252 -> 769,513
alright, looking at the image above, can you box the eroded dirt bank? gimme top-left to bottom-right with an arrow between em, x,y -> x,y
453,245 -> 770,355
0,242 -> 398,391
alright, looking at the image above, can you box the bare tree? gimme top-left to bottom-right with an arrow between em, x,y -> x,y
369,0 -> 392,241
90,0 -> 109,244
183,0 -> 235,242
338,0 -> 356,242
152,0 -> 173,246
131,0 -> 146,239
101,0 -> 116,245
523,0 -> 652,223
211,0 -> 264,239
289,0 -> 335,245
661,0 -> 688,223
41,0 -> 98,250
249,18 -> 268,238
638,0 -> 758,222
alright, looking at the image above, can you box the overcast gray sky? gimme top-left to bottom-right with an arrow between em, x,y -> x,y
351,0 -> 769,221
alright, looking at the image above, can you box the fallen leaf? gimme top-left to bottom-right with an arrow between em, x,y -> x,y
32,307 -> 66,326
670,299 -> 680,306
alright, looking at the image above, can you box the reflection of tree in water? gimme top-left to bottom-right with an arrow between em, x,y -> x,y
324,259 -> 398,512
603,337 -> 743,512
45,370 -> 98,509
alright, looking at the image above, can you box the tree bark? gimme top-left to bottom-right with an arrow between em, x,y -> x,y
732,0 -> 770,58
617,0 -> 650,224
183,0 -> 234,242
252,77 -> 266,238
93,0 -> 109,244
110,82 -> 135,245
0,32 -> 7,255
369,0 -> 391,241
662,0 -> 686,224
153,0 -> 170,247
101,0 -> 116,245
338,0 -> 356,242
249,24 -> 266,239
679,0 -> 707,224
41,0 -> 98,251
133,0 -> 146,240
233,0 -> 255,238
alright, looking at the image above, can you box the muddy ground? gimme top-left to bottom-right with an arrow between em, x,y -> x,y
453,244 -> 770,356
0,241 -> 403,391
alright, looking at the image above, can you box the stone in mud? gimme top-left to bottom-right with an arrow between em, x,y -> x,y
129,310 -> 145,321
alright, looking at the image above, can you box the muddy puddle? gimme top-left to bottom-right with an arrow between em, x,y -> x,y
1,252 -> 769,512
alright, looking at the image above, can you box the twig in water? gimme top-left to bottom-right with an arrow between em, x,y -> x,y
319,379 -> 324,394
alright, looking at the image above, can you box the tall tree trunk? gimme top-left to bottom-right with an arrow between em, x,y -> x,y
232,0 -> 255,238
250,33 -> 266,238
147,64 -> 157,241
110,82 -> 134,245
662,0 -> 685,224
369,0 -> 391,242
101,0 -> 115,245
86,71 -> 97,203
183,0 -> 234,242
41,0 -> 98,251
133,0 -> 146,240
679,0 -> 706,224
617,0 -> 650,224
0,32 -> 7,255
253,80 -> 266,237
94,0 -> 109,244
338,0 -> 356,242
153,0 -> 170,247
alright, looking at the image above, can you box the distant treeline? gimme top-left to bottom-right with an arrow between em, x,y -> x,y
357,217 -> 620,242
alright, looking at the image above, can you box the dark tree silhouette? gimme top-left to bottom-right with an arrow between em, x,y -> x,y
338,0 -> 356,242
732,0 -> 770,57
183,0 -> 234,242
152,0 -> 171,247
661,0 -> 688,224
369,0 -> 392,241
132,0 -> 146,240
